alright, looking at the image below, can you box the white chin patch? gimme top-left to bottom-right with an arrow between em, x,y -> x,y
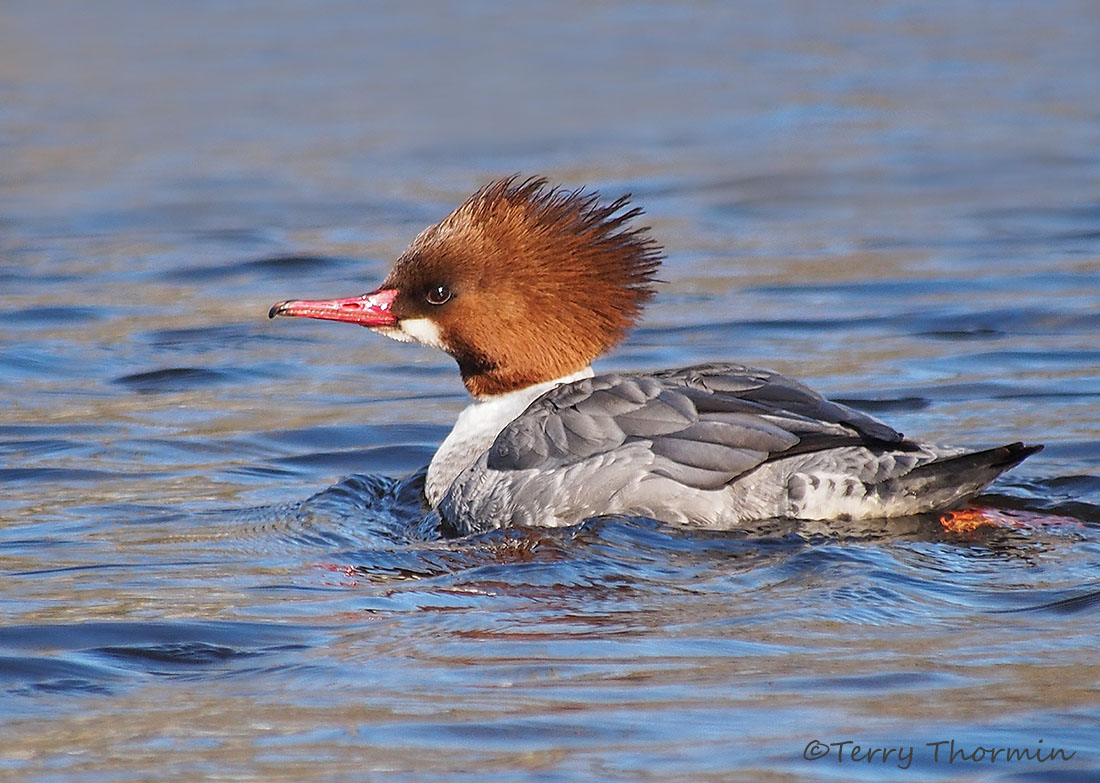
373,318 -> 446,351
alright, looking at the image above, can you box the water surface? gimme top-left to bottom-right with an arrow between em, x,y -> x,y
2,2 -> 1099,781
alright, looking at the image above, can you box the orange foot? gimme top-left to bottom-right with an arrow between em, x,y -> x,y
939,507 -> 1081,534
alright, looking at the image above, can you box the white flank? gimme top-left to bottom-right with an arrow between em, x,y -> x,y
425,366 -> 595,507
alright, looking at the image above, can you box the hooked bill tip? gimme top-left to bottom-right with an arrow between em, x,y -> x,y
268,301 -> 289,319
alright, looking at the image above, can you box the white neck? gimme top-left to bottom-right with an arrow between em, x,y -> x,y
424,366 -> 595,507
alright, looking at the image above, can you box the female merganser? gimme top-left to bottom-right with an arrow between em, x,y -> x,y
270,176 -> 1041,534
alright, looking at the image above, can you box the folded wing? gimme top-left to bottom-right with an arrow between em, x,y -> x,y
486,363 -> 908,490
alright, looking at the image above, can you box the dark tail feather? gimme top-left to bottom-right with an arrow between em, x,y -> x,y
914,442 -> 1043,478
893,442 -> 1043,512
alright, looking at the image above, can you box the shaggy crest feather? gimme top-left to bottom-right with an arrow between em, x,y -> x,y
385,176 -> 663,396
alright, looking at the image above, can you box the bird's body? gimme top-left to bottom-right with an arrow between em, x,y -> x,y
270,177 -> 1040,534
435,363 -> 1036,535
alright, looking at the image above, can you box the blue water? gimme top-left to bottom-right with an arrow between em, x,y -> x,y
2,2 -> 1100,781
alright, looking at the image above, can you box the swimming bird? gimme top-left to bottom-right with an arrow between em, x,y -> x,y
269,176 -> 1040,535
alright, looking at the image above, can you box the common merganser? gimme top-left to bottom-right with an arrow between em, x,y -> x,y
270,176 -> 1041,534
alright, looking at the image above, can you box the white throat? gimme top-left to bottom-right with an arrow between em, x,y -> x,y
424,366 -> 595,508
371,317 -> 447,351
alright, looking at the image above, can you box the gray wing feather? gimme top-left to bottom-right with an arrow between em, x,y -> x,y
613,392 -> 696,436
573,387 -> 650,417
559,407 -> 621,443
650,437 -> 767,474
651,461 -> 752,490
675,417 -> 800,454
486,363 -> 905,488
543,414 -> 570,453
681,366 -> 902,444
491,416 -> 550,469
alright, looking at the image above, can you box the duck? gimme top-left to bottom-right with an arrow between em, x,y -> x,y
269,176 -> 1041,535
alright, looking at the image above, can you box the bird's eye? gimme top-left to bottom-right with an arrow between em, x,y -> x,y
425,285 -> 452,306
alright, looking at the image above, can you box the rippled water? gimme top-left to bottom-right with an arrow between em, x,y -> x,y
3,2 -> 1100,781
